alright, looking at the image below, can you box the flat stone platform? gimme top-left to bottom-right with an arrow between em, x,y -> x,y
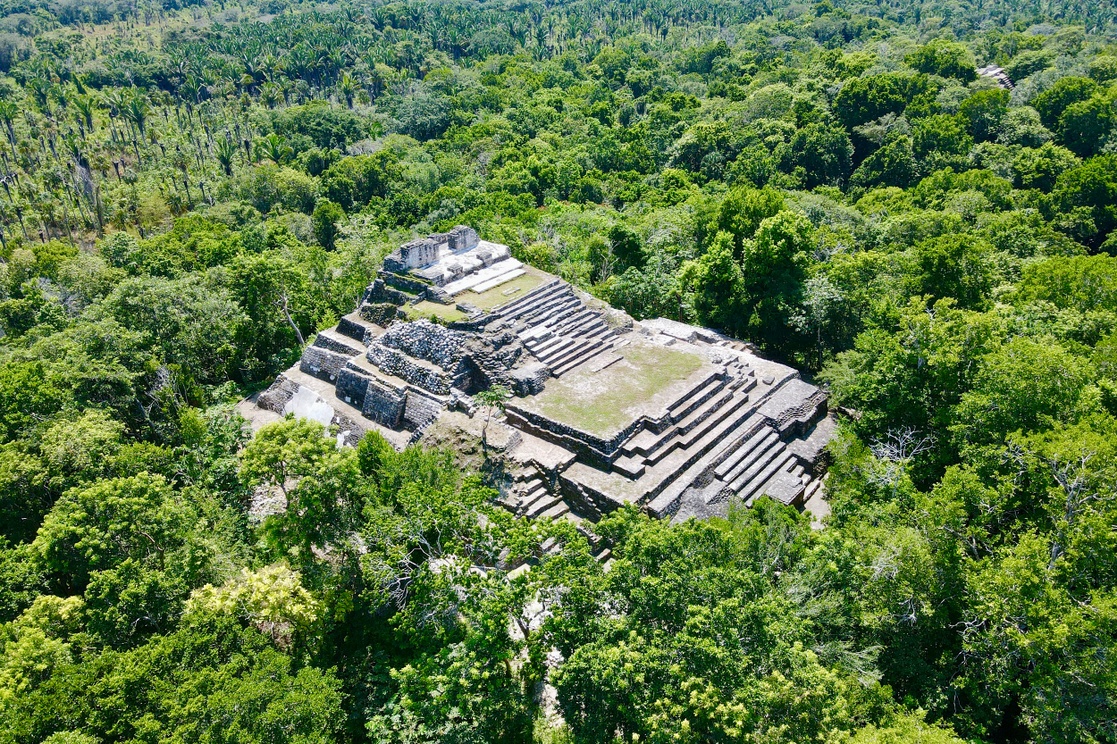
249,226 -> 835,531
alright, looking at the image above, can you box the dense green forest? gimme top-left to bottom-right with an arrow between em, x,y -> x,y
2,0 -> 1117,741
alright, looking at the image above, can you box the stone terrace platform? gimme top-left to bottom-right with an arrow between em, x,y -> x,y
250,227 -> 834,529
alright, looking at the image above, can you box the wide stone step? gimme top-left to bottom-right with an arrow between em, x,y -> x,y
494,279 -> 562,316
719,430 -> 780,483
526,494 -> 561,518
644,409 -> 765,518
519,486 -> 552,514
714,427 -> 774,478
738,453 -> 795,505
313,328 -> 366,356
645,392 -> 751,467
525,296 -> 581,326
337,311 -> 381,343
553,310 -> 598,336
526,334 -> 570,358
675,384 -> 737,435
553,344 -> 611,377
533,334 -> 584,362
541,301 -> 587,329
666,371 -> 724,420
726,438 -> 784,493
536,500 -> 571,520
545,337 -> 602,368
579,322 -> 613,341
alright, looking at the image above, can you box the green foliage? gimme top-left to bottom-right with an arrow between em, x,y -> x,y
905,39 -> 977,81
0,3 -> 1116,743
239,417 -> 364,559
959,88 -> 1011,143
311,198 -> 345,250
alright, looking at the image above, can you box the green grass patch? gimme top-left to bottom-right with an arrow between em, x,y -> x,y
403,301 -> 467,324
529,343 -> 705,437
459,270 -> 547,311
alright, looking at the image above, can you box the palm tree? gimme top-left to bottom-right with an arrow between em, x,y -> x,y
124,92 -> 150,137
0,101 -> 18,161
257,132 -> 292,165
215,135 -> 237,176
337,72 -> 357,109
73,94 -> 96,135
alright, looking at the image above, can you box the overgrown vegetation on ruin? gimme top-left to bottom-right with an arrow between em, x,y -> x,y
2,0 -> 1117,741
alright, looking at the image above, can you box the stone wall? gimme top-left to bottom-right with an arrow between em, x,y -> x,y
256,374 -> 299,413
364,279 -> 416,306
509,362 -> 550,396
300,346 -> 351,383
364,377 -> 407,428
358,302 -> 399,326
335,366 -> 372,409
367,345 -> 453,394
312,332 -> 362,356
449,225 -> 480,252
399,238 -> 440,268
379,320 -> 465,370
403,390 -> 443,430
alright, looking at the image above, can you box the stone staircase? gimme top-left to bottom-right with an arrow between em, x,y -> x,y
492,279 -> 620,378
253,227 -> 834,535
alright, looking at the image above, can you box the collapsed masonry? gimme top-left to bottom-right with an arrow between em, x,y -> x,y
250,226 -> 834,526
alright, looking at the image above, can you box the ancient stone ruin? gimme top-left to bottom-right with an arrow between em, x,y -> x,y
249,226 -> 834,528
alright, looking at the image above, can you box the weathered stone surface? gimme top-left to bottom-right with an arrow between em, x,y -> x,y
449,224 -> 480,252
300,345 -> 351,383
363,377 -> 406,428
509,361 -> 550,396
379,320 -> 465,370
358,302 -> 399,326
253,225 -> 835,531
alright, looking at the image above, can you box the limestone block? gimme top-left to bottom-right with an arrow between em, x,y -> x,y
509,362 -> 551,396
363,378 -> 406,428
312,330 -> 363,356
379,320 -> 464,370
449,225 -> 480,252
400,238 -> 440,268
336,367 -> 372,409
300,346 -> 351,383
256,374 -> 299,413
404,390 -> 443,430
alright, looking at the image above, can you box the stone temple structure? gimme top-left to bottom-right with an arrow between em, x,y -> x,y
249,226 -> 834,527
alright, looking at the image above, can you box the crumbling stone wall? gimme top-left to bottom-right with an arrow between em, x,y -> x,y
379,320 -> 465,370
300,346 -> 350,383
364,378 -> 407,427
400,238 -> 439,268
336,367 -> 372,409
367,345 -> 453,394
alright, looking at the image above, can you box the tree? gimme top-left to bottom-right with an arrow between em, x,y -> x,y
908,233 -> 995,309
712,186 -> 785,258
1052,155 -> 1117,250
783,122 -> 854,187
311,198 -> 345,250
1032,76 -> 1098,130
1059,88 -> 1117,158
959,88 -> 1010,143
951,336 -> 1094,453
850,135 -> 917,190
473,384 -> 510,449
239,417 -> 365,559
912,114 -> 973,172
905,39 -> 976,81
31,473 -> 194,594
740,211 -> 813,352
685,231 -> 744,336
